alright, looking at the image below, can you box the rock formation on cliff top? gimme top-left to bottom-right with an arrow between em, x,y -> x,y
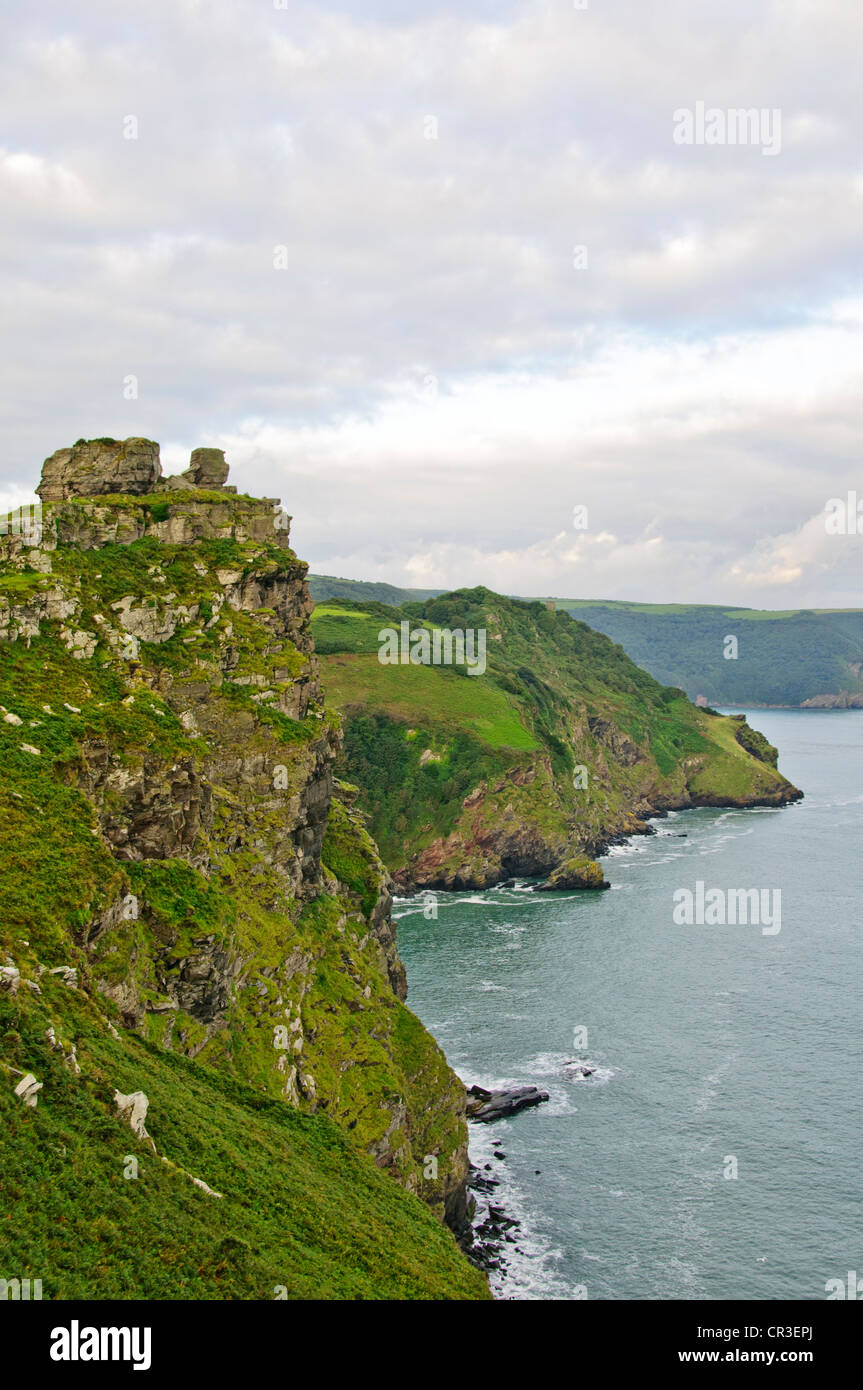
36,436 -> 232,503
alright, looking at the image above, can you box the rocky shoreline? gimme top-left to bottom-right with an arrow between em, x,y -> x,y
393,782 -> 802,894
459,1082 -> 552,1277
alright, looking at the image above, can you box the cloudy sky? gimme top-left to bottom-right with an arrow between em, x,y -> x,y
2,0 -> 862,605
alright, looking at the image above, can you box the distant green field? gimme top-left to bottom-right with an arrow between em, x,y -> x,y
546,599 -> 863,705
317,651 -> 540,755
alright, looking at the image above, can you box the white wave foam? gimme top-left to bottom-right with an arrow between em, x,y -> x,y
468,1125 -> 578,1300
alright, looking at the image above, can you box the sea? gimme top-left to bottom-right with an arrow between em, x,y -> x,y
395,710 -> 863,1300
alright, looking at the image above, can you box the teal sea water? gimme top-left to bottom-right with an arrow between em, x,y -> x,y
395,710 -> 863,1300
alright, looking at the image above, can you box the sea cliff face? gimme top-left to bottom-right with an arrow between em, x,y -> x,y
0,438 -> 472,1237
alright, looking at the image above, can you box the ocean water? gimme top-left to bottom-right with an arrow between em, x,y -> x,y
395,710 -> 863,1301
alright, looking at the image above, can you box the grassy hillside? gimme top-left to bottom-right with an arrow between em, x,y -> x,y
0,964 -> 488,1300
311,589 -> 802,888
309,574 -> 441,607
535,601 -> 863,707
308,577 -> 863,708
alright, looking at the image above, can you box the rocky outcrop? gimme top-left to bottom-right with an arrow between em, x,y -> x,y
535,854 -> 610,891
466,1084 -> 550,1123
322,589 -> 804,896
113,1088 -> 152,1141
36,436 -> 239,506
800,691 -> 863,709
37,438 -> 162,501
1,436 -> 474,1239
13,1073 -> 43,1107
587,715 -> 645,767
182,447 -> 229,488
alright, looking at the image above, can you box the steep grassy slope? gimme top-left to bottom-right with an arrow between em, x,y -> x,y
0,964 -> 488,1300
311,589 -> 802,888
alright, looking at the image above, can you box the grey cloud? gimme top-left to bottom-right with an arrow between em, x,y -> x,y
1,0 -> 862,606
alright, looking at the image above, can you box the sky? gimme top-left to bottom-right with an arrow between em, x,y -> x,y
2,0 -> 862,606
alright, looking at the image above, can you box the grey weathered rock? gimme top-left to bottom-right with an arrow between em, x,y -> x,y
37,438 -> 162,501
45,1025 -> 82,1074
113,1088 -> 151,1140
48,965 -> 78,988
184,447 -> 229,488
14,1073 -> 43,1107
465,1083 -> 550,1123
163,447 -> 230,491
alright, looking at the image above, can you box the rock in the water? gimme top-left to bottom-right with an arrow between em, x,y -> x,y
535,854 -> 610,891
564,1060 -> 594,1078
37,438 -> 162,501
466,1083 -> 550,1123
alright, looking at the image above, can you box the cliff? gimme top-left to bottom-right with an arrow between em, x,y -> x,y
311,589 -> 803,889
0,437 -> 486,1299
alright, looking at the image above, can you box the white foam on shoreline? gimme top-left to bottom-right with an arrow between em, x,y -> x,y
468,1122 -> 576,1301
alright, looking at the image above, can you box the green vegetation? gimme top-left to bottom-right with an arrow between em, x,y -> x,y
308,577 -> 863,708
312,587 -> 802,886
309,575 -> 441,606
0,977 -> 488,1300
546,600 -> 863,707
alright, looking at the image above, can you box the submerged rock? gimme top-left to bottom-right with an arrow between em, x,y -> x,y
564,1060 -> 594,1078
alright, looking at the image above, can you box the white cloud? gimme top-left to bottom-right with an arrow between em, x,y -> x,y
0,0 -> 861,606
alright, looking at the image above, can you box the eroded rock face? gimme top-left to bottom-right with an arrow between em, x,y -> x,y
37,438 -> 162,502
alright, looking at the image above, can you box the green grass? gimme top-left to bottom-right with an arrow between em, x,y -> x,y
318,652 -> 540,753
311,587 -> 802,884
0,526 -> 483,1293
0,981 -> 488,1300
